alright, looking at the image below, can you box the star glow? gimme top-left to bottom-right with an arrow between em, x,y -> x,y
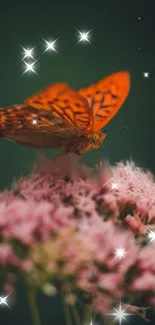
143,72 -> 149,78
32,119 -> 38,125
76,29 -> 92,44
42,37 -> 59,54
147,229 -> 155,244
21,45 -> 35,60
107,300 -> 132,325
110,182 -> 118,190
114,247 -> 126,259
21,60 -> 38,76
0,294 -> 11,308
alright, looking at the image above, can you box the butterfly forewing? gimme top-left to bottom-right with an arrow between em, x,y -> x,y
78,71 -> 130,132
0,83 -> 93,148
25,83 -> 92,133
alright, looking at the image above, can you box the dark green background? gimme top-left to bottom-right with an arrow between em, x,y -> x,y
0,0 -> 155,324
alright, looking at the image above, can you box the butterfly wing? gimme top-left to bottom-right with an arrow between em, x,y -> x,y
0,83 -> 92,148
78,71 -> 130,132
0,105 -> 78,147
25,82 -> 93,132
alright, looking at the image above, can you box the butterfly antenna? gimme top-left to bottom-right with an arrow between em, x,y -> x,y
120,126 -> 128,131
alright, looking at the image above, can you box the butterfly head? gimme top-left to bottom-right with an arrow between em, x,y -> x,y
91,131 -> 107,148
78,131 -> 106,154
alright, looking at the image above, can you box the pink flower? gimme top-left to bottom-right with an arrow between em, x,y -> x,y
0,244 -> 17,265
125,214 -> 144,233
0,154 -> 155,314
130,271 -> 155,291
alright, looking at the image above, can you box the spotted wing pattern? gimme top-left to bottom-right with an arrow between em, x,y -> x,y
0,72 -> 130,150
78,71 -> 130,132
0,104 -> 76,136
0,83 -> 93,147
0,104 -> 82,147
25,82 -> 93,132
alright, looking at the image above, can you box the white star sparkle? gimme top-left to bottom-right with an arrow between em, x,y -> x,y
108,300 -> 132,325
115,247 -> 126,259
21,60 -> 38,76
76,29 -> 92,44
0,294 -> 10,308
21,45 -> 35,60
32,119 -> 37,125
42,37 -> 59,55
147,230 -> 155,244
110,182 -> 118,190
143,72 -> 149,78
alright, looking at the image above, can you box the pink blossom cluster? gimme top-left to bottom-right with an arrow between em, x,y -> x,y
0,154 -> 155,314
98,161 -> 155,233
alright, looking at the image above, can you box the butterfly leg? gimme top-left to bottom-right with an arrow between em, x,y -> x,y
95,150 -> 103,169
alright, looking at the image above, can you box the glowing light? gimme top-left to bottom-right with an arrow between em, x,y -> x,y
143,72 -> 149,78
115,247 -> 126,259
107,300 -> 132,325
110,182 -> 118,190
21,45 -> 35,60
32,119 -> 37,125
42,37 -> 59,54
138,17 -> 141,20
21,61 -> 38,76
147,230 -> 155,244
76,29 -> 92,44
0,294 -> 10,308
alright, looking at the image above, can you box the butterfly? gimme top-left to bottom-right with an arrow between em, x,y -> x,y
0,71 -> 130,165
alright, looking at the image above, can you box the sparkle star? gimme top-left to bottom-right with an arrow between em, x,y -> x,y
0,294 -> 10,308
108,300 -> 132,325
21,45 -> 35,60
32,119 -> 37,125
143,72 -> 149,78
110,182 -> 118,190
147,229 -> 155,244
42,37 -> 59,55
115,247 -> 126,259
21,61 -> 38,77
76,29 -> 92,44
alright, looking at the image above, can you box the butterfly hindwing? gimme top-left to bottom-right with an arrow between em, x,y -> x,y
78,71 -> 130,132
0,105 -> 81,150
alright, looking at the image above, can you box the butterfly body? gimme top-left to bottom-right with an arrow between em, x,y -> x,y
0,71 -> 130,158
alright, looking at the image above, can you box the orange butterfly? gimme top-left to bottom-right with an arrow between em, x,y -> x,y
0,71 -> 130,164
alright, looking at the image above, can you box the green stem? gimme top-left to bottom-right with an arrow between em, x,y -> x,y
83,304 -> 92,325
61,293 -> 72,325
70,305 -> 81,325
92,312 -> 98,323
27,286 -> 41,325
102,316 -> 111,325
